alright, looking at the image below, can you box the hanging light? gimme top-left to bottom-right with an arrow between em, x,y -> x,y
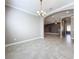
37,0 -> 46,17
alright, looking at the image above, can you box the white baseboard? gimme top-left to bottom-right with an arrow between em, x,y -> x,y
5,37 -> 43,47
45,32 -> 59,35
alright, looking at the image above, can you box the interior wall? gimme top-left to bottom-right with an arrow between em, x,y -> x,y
44,23 -> 60,33
71,16 -> 74,39
5,6 -> 43,44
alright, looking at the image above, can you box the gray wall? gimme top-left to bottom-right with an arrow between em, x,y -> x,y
44,23 -> 60,33
71,16 -> 74,39
5,6 -> 43,44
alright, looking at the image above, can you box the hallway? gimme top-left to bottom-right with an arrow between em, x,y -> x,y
6,34 -> 73,59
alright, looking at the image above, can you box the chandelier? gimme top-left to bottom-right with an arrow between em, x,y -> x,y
37,0 -> 46,17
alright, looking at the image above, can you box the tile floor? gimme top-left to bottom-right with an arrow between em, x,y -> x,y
5,34 -> 74,59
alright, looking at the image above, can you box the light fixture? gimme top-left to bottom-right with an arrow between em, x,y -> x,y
37,0 -> 46,17
66,11 -> 69,14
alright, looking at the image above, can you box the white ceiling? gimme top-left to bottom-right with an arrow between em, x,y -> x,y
5,0 -> 74,16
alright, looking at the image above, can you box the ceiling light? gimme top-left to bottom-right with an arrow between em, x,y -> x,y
41,10 -> 44,13
66,11 -> 70,13
37,11 -> 40,14
38,13 -> 41,15
43,12 -> 46,14
37,0 -> 46,17
37,10 -> 46,16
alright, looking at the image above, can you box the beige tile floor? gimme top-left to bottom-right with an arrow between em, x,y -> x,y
5,34 -> 74,59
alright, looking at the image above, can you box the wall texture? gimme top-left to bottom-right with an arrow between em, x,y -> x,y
5,6 -> 43,44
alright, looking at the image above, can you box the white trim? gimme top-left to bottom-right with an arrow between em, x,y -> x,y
6,4 -> 38,16
45,32 -> 59,35
45,2 -> 74,17
5,37 -> 43,47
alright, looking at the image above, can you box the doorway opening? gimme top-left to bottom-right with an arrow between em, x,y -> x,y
44,16 -> 74,41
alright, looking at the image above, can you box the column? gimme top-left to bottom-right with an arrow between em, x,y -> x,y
60,21 -> 63,39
